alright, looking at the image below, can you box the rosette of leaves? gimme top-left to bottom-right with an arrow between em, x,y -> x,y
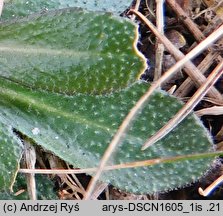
0,6 -> 216,197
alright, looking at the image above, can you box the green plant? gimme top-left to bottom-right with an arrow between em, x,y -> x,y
2,0 -> 133,20
0,1 -> 217,198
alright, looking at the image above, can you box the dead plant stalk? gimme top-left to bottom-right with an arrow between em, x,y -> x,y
130,10 -> 223,101
195,106 -> 223,117
166,0 -> 223,97
19,151 -> 223,175
199,174 -> 223,196
154,0 -> 165,81
142,61 -> 223,150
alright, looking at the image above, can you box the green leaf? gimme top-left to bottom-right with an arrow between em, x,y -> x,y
0,121 -> 23,191
0,8 -> 145,94
2,0 -> 133,20
0,78 -> 214,194
0,9 -> 214,194
0,174 -> 58,200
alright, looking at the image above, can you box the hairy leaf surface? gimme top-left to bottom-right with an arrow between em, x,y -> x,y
0,78 -> 214,193
0,122 -> 23,191
0,8 -> 145,94
0,8 -> 214,194
2,0 -> 133,20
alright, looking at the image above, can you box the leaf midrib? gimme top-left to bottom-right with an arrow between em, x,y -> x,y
0,85 -> 116,135
0,43 -> 131,58
0,45 -> 94,57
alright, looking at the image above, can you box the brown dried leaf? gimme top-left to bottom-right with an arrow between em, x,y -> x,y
166,30 -> 187,49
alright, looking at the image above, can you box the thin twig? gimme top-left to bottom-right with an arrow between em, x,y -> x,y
154,0 -> 165,81
199,174 -> 223,196
166,0 -> 205,42
167,85 -> 177,94
145,0 -> 155,18
131,0 -> 141,20
195,106 -> 223,117
19,150 -> 223,175
166,0 -> 223,97
89,182 -> 108,200
193,0 -> 223,20
181,97 -> 223,106
23,140 -> 37,200
130,9 -> 223,102
188,16 -> 223,52
174,51 -> 221,97
130,10 -> 223,101
14,189 -> 26,197
65,163 -> 86,193
142,61 -> 223,150
64,175 -> 84,194
105,187 -> 110,200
